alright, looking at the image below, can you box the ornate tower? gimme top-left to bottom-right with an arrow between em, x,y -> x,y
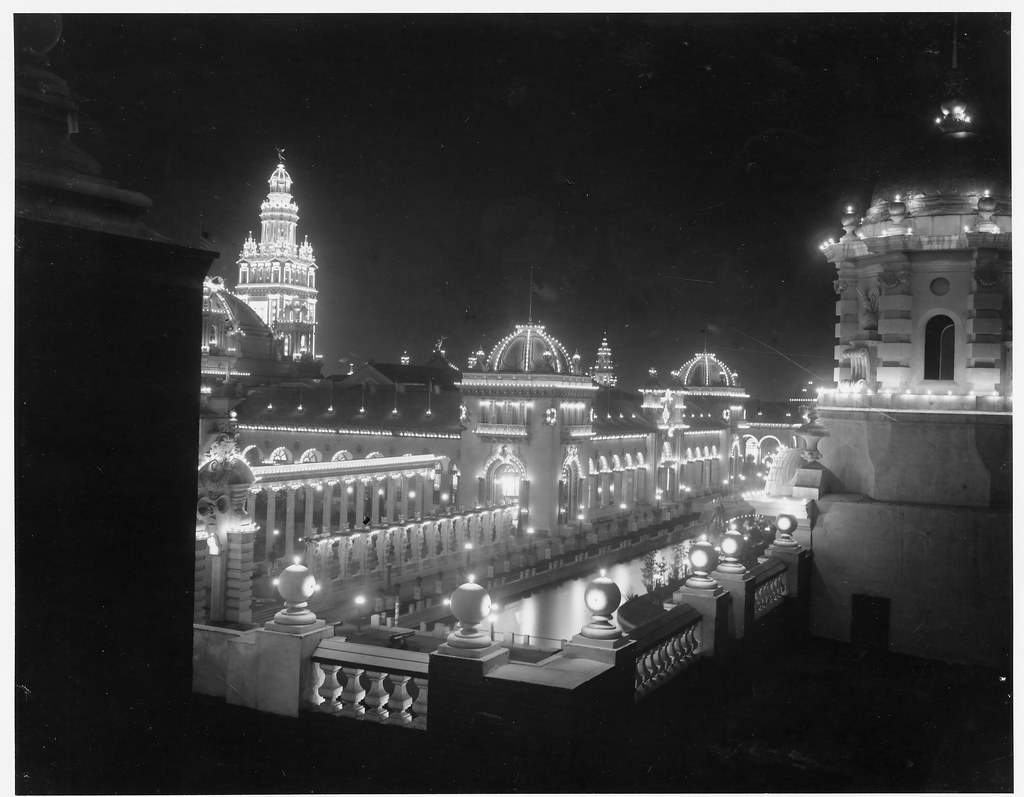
591,333 -> 617,387
235,161 -> 320,362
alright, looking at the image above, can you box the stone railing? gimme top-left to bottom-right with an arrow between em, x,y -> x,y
474,422 -> 528,437
312,638 -> 429,729
751,560 -> 787,620
627,603 -> 702,702
561,424 -> 594,441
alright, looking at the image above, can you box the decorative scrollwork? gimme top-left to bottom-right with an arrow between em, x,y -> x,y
973,268 -> 1004,288
832,277 -> 858,295
881,271 -> 910,289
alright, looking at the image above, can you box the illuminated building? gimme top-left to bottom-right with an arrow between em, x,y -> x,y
234,161 -> 321,363
753,72 -> 1011,668
640,351 -> 751,500
591,333 -> 618,387
460,322 -> 657,537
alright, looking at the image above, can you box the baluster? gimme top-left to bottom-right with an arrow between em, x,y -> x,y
318,663 -> 343,714
363,670 -> 390,722
386,674 -> 414,726
411,677 -> 429,730
339,666 -> 366,719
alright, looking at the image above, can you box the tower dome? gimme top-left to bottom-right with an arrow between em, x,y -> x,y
268,162 -> 292,194
486,323 -> 574,374
862,71 -> 1010,226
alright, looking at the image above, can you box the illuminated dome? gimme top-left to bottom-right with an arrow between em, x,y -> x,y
673,352 -> 738,389
268,162 -> 293,194
203,277 -> 273,340
486,323 -> 574,374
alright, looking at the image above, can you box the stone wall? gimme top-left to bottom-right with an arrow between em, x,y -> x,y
808,497 -> 1011,669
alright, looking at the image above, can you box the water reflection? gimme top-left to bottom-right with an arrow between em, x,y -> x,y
487,541 -> 683,644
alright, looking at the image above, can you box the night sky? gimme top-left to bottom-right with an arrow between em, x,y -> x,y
52,13 -> 1010,399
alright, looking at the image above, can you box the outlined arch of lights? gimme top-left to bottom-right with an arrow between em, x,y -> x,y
486,323 -> 574,374
481,447 -> 527,479
674,352 -> 738,388
560,447 -> 584,481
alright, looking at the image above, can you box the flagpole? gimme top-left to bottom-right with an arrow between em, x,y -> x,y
528,267 -> 534,324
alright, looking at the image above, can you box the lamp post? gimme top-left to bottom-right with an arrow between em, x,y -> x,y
353,594 -> 366,634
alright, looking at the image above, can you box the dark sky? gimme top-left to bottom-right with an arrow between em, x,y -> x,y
53,13 -> 1011,400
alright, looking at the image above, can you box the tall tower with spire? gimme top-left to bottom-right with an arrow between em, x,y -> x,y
234,160 -> 320,361
591,333 -> 618,387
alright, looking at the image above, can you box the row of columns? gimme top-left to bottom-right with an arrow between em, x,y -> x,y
584,467 -> 647,510
305,506 -> 520,585
256,470 -> 455,562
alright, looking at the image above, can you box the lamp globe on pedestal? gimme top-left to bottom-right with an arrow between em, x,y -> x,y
685,541 -> 719,589
717,528 -> 747,573
581,575 -> 622,639
773,514 -> 799,547
273,563 -> 318,626
446,581 -> 492,649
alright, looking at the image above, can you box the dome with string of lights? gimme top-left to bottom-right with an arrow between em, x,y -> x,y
485,323 -> 578,374
672,351 -> 740,390
861,69 -> 1010,228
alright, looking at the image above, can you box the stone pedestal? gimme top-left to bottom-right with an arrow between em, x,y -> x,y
253,622 -> 333,717
563,634 -> 634,666
671,585 -> 730,657
765,544 -> 813,599
225,529 -> 256,623
194,535 -> 208,623
713,570 -> 754,640
209,552 -> 227,622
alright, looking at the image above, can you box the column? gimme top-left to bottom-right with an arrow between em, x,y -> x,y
589,474 -> 599,511
422,472 -> 433,517
400,476 -> 409,520
355,481 -> 365,529
340,537 -> 350,583
322,482 -> 334,534
285,488 -> 297,558
371,480 -> 382,526
386,477 -> 397,524
304,485 -> 315,536
265,488 -> 277,562
340,483 -> 350,530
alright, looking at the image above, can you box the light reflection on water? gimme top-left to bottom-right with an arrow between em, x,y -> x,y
487,541 -> 683,644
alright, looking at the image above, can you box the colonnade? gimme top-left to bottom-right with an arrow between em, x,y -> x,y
304,505 -> 520,587
248,457 -> 457,562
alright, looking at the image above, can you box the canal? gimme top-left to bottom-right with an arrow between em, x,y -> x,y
485,538 -> 691,647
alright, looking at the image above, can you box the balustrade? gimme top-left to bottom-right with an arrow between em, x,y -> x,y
312,639 -> 429,730
752,564 -> 787,619
628,603 -> 702,702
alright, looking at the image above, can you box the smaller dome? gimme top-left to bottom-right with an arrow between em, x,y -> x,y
486,323 -> 573,374
674,352 -> 738,389
268,162 -> 293,194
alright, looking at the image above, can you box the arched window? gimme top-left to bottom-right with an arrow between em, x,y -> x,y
924,315 -> 955,380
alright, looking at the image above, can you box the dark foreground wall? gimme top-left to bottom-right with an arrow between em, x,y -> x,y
808,497 -> 1011,669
